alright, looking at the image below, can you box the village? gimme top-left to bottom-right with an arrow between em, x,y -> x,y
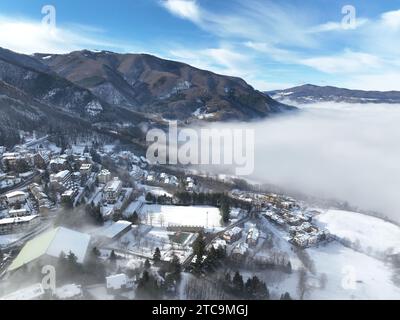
0,131 -> 331,300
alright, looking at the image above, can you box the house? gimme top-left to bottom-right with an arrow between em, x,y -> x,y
34,151 -> 50,169
19,171 -> 34,180
293,234 -> 309,248
8,227 -> 91,272
246,228 -> 260,247
300,222 -> 313,232
29,183 -> 50,208
5,190 -> 28,205
49,157 -> 68,172
103,178 -> 122,204
223,227 -> 242,243
61,189 -> 78,202
2,152 -> 20,169
98,169 -> 111,184
50,170 -> 71,190
0,215 -> 40,234
287,216 -> 302,226
106,273 -> 133,293
212,239 -> 227,250
231,242 -> 248,262
79,163 -> 92,175
9,208 -> 29,217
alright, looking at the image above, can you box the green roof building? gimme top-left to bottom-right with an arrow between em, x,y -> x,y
8,227 -> 91,272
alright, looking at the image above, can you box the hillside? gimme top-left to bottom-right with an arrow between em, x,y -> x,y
268,84 -> 400,104
34,50 -> 292,121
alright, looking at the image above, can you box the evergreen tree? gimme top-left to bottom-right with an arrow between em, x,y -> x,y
220,198 -> 230,223
192,233 -> 206,259
225,272 -> 232,284
170,254 -> 182,276
280,292 -> 292,300
144,259 -> 151,270
286,261 -> 292,273
153,247 -> 161,265
109,250 -> 117,263
92,247 -> 101,258
131,211 -> 140,225
232,271 -> 244,293
145,192 -> 154,203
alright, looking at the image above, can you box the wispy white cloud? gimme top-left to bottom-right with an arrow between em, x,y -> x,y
161,0 -> 316,47
309,18 -> 368,33
161,1 -> 400,91
0,15 -> 139,54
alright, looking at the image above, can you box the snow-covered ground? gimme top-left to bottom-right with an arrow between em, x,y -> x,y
306,242 -> 400,300
238,213 -> 400,300
315,210 -> 400,256
0,233 -> 23,247
140,205 -> 222,228
136,184 -> 173,197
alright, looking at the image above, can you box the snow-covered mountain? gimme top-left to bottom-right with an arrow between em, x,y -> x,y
268,84 -> 400,104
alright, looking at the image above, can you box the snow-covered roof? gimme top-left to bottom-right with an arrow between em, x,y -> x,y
105,178 -> 122,193
232,242 -> 248,255
0,215 -> 39,225
8,227 -> 91,271
5,190 -> 27,199
98,220 -> 132,239
0,283 -> 45,300
225,226 -> 242,237
106,273 -> 128,290
54,170 -> 70,179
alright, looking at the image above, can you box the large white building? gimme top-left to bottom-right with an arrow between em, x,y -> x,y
8,227 -> 91,272
98,169 -> 111,184
50,170 -> 71,185
0,215 -> 40,234
5,190 -> 28,205
103,177 -> 122,204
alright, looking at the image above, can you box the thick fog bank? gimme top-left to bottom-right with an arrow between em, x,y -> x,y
201,102 -> 400,221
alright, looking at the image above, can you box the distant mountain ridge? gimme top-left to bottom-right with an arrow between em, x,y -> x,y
268,84 -> 400,104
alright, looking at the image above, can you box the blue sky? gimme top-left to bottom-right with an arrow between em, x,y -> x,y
0,0 -> 400,90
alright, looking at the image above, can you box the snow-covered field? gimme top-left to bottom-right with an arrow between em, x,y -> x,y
315,210 -> 400,256
307,242 -> 400,300
140,205 -> 222,228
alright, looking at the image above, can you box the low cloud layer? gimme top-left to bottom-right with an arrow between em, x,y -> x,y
199,102 -> 400,221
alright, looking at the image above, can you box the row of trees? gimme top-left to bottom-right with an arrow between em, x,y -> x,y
223,271 -> 270,300
137,248 -> 182,299
174,191 -> 250,210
